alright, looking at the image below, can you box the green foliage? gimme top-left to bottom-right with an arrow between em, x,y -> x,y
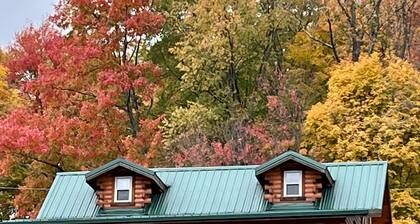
169,0 -> 265,108
0,164 -> 27,220
162,102 -> 221,147
303,54 -> 420,222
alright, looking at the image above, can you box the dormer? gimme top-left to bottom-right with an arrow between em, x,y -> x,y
85,159 -> 167,210
255,151 -> 334,204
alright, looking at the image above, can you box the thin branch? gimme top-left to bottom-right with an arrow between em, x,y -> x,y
327,18 -> 341,62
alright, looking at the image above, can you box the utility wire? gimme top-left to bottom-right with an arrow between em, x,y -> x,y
0,186 -> 420,191
0,186 -> 49,191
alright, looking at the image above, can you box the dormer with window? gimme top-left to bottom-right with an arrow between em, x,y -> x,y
255,151 -> 334,204
85,159 -> 166,210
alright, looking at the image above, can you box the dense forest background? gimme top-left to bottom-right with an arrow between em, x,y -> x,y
0,0 -> 419,223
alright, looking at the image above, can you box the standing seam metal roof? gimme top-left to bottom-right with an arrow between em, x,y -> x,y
35,161 -> 387,220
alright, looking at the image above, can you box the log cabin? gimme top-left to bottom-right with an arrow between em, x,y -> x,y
7,151 -> 392,224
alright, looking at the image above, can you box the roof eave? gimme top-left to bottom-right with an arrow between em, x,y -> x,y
6,210 -> 370,224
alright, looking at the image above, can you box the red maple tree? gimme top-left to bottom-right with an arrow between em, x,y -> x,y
1,0 -> 164,216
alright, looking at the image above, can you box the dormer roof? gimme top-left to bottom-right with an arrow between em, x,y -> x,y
85,158 -> 167,191
255,150 -> 334,186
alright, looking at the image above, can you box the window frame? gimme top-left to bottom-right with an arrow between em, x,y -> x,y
114,176 -> 133,203
283,170 -> 303,197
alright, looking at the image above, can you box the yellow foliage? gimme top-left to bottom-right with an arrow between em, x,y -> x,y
303,54 -> 420,222
0,65 -> 22,116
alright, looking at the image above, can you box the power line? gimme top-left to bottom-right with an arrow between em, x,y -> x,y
390,187 -> 420,190
0,186 -> 419,191
0,186 -> 49,191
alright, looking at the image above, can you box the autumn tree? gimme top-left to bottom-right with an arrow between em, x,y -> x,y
303,54 -> 420,223
299,0 -> 419,63
155,0 -> 335,166
1,0 -> 164,217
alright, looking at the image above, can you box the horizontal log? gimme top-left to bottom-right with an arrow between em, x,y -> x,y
103,195 -> 113,200
305,174 -> 322,179
305,170 -> 321,175
134,180 -> 150,187
305,188 -> 315,193
273,198 -> 281,203
264,172 -> 279,176
97,193 -> 113,198
305,193 -> 322,198
135,178 -> 151,183
135,203 -> 144,208
98,176 -> 114,181
305,183 -> 319,188
98,180 -> 113,184
265,174 -> 282,179
270,180 -> 282,185
305,183 -> 322,189
264,185 -> 273,190
134,193 -> 145,198
264,194 -> 273,200
271,188 -> 282,194
99,185 -> 113,190
133,189 -> 152,194
274,194 -> 282,198
304,178 -> 317,183
97,182 -> 113,186
305,197 -> 316,202
134,198 -> 145,203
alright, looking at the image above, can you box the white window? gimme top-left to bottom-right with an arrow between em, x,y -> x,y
283,170 -> 302,197
114,176 -> 132,203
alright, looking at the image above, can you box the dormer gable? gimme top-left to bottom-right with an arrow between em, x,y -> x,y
85,158 -> 166,210
255,151 -> 334,204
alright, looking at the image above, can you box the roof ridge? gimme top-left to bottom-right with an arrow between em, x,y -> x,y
55,161 -> 387,175
56,171 -> 89,175
324,161 -> 388,166
151,165 -> 258,172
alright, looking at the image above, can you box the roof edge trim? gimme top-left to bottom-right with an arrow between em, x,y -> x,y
7,209 -> 370,224
85,158 -> 167,191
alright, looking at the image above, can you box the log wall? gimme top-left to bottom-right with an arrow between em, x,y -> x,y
263,167 -> 283,203
94,170 -> 153,209
304,170 -> 323,202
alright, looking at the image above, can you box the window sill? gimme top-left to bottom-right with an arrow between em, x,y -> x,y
111,202 -> 135,207
279,196 -> 306,201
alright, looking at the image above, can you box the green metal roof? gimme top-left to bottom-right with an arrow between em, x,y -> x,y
12,160 -> 387,223
85,158 -> 167,191
319,161 -> 388,211
255,151 -> 334,185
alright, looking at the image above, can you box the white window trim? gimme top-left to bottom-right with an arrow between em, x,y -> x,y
283,170 -> 303,197
114,176 -> 133,203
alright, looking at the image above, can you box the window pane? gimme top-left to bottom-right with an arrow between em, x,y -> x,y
286,184 -> 299,195
285,172 -> 300,183
117,190 -> 129,201
117,178 -> 130,189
